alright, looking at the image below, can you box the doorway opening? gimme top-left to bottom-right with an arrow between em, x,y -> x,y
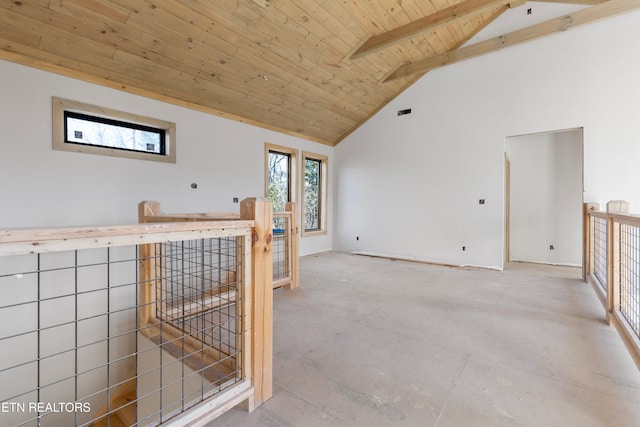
504,128 -> 584,269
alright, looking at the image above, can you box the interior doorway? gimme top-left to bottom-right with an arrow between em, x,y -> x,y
504,128 -> 584,267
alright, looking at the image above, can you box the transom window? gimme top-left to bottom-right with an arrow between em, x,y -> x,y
53,97 -> 176,163
64,111 -> 166,155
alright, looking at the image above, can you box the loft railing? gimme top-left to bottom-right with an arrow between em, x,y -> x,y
272,205 -> 299,289
584,201 -> 640,370
0,198 -> 273,427
139,201 -> 299,290
586,207 -> 608,301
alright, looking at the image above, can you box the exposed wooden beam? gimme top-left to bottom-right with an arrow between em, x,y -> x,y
530,0 -> 607,5
508,0 -> 527,7
336,6 -> 509,145
351,0 -> 518,59
385,0 -> 640,82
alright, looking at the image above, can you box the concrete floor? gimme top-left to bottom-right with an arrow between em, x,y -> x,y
210,251 -> 640,427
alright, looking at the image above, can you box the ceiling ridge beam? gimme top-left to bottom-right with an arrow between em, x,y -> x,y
384,0 -> 640,82
350,0 -> 517,60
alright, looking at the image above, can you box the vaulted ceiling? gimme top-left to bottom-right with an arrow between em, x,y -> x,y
0,0 -> 636,145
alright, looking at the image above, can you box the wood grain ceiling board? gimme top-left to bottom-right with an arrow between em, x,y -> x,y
0,0 -> 624,145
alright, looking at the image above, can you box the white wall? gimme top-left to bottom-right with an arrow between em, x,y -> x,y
0,59 -> 332,256
335,10 -> 640,269
508,129 -> 583,266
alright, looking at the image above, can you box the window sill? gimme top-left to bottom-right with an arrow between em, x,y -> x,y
302,229 -> 327,238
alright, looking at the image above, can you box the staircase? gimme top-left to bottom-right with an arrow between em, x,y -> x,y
92,376 -> 136,427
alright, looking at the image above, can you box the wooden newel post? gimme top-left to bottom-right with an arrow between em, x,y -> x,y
285,202 -> 299,290
240,198 -> 273,409
606,200 -> 629,324
138,201 -> 161,328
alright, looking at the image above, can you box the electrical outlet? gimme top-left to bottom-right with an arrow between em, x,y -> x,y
233,197 -> 239,203
549,245 -> 555,250
479,199 -> 485,205
462,246 -> 466,251
356,236 -> 359,241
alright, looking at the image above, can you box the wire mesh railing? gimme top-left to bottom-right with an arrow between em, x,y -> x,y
618,220 -> 640,339
0,219 -> 259,427
138,200 -> 298,290
585,202 -> 640,370
0,246 -> 139,427
272,213 -> 291,287
593,214 -> 608,295
139,236 -> 247,426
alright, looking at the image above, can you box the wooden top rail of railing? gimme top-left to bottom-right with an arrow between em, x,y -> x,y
0,221 -> 254,256
607,212 -> 640,226
588,211 -> 608,220
587,209 -> 640,225
140,201 -> 292,223
141,213 -> 242,222
139,200 -> 244,223
273,211 -> 292,218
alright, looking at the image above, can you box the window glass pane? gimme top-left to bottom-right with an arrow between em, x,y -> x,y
268,151 -> 290,212
304,158 -> 321,231
65,112 -> 164,154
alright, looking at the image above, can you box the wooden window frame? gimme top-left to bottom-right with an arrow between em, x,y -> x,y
265,143 -> 298,209
52,97 -> 176,163
302,151 -> 328,237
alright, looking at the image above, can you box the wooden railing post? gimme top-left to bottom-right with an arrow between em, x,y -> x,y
138,200 -> 161,223
583,202 -> 600,280
285,202 -> 299,290
606,200 -> 629,324
138,201 -> 161,328
240,198 -> 273,409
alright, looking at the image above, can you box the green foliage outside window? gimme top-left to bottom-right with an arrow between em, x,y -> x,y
267,151 -> 290,212
304,158 -> 321,230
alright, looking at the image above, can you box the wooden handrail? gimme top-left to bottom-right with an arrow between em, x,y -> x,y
588,211 -> 608,220
0,221 -> 253,256
586,210 -> 640,227
142,213 -> 241,222
273,212 -> 292,218
607,212 -> 640,226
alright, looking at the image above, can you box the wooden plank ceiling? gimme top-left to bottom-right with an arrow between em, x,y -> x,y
0,0 -> 635,145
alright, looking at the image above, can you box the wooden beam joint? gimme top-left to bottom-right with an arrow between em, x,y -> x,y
384,0 -> 640,82
351,0 -> 513,59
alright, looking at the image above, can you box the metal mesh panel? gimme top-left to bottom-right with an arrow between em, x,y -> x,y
0,237 -> 244,427
272,215 -> 290,282
620,223 -> 640,339
0,247 -> 138,427
158,237 -> 239,347
593,216 -> 608,294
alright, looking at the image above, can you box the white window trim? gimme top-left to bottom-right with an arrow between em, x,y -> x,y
302,151 -> 328,237
52,97 -> 177,163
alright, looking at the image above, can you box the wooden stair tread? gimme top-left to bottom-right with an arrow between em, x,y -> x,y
148,334 -> 234,383
113,393 -> 136,426
92,415 -> 126,427
91,389 -> 136,427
